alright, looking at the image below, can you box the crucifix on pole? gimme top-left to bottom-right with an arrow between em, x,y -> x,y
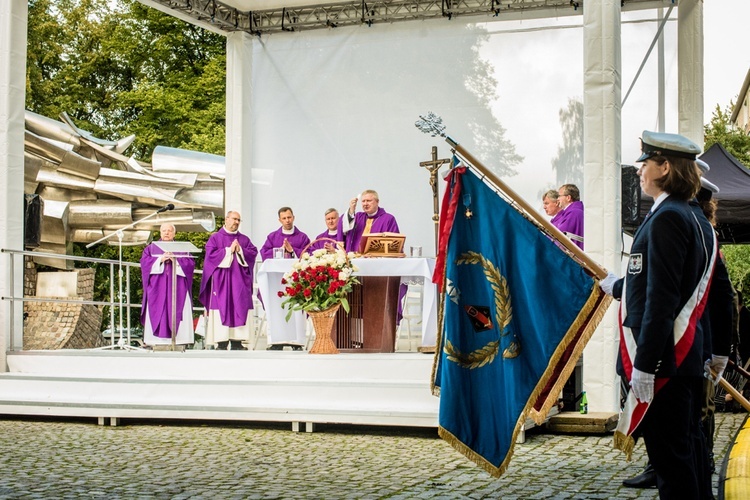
419,146 -> 451,254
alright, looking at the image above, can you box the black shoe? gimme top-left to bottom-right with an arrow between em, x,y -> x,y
292,345 -> 304,351
267,344 -> 283,351
622,464 -> 656,488
216,341 -> 229,350
229,341 -> 247,351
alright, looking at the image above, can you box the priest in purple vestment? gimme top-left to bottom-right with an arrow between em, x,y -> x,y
542,189 -> 562,226
140,223 -> 195,347
308,208 -> 341,252
338,189 -> 407,326
199,211 -> 258,350
337,190 -> 400,253
552,183 -> 584,249
260,207 -> 311,260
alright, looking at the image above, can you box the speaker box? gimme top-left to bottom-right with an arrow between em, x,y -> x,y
25,194 -> 43,249
621,165 -> 641,227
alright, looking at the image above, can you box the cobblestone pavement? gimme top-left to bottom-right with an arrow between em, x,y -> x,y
0,412 -> 744,499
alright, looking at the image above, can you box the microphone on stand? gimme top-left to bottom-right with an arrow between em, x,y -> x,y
157,203 -> 175,213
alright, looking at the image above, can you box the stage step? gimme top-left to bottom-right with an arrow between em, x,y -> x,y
0,350 -> 439,429
546,411 -> 618,434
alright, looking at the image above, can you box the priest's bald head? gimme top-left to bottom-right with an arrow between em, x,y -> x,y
224,211 -> 241,233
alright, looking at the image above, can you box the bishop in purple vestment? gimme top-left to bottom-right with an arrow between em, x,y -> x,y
140,223 -> 195,345
552,184 -> 584,249
260,207 -> 311,260
199,211 -> 258,350
308,208 -> 341,252
337,190 -> 400,253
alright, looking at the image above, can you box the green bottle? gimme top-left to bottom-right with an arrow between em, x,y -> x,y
579,391 -> 588,414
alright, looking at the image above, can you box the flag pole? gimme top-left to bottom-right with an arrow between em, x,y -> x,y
712,367 -> 750,413
445,136 -> 608,280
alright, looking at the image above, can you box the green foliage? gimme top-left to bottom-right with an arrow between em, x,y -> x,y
704,104 -> 750,168
704,103 -> 750,293
26,0 -> 226,157
723,246 -> 750,294
27,0 -> 226,328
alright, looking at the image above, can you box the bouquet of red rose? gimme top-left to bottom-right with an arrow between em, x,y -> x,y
278,246 -> 359,321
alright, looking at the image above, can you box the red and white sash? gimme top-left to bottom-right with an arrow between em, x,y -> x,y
614,219 -> 717,458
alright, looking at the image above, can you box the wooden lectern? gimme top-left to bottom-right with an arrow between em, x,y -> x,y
358,232 -> 406,258
332,276 -> 400,353
331,233 -> 406,352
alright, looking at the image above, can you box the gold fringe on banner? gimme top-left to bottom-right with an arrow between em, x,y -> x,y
438,411 -> 528,478
528,285 -> 613,425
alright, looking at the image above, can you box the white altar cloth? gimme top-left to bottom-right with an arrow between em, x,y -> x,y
256,257 -> 438,348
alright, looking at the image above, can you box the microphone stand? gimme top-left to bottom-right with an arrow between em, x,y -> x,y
87,207 -> 173,351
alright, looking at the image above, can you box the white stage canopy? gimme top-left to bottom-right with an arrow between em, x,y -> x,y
1,0 -> 705,414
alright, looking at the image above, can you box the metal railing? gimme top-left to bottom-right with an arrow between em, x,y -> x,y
1,249 -> 147,351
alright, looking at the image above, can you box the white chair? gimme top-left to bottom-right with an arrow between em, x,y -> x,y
396,284 -> 423,351
251,285 -> 268,350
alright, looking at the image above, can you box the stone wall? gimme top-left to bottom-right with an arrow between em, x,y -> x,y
23,265 -> 104,350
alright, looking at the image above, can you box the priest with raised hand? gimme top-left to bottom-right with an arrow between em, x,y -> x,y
140,223 -> 195,347
260,207 -> 311,260
199,211 -> 258,350
338,189 -> 400,252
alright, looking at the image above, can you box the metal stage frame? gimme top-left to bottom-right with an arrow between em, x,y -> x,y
140,0 -> 671,36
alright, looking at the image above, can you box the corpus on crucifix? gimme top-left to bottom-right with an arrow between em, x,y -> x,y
419,146 -> 451,253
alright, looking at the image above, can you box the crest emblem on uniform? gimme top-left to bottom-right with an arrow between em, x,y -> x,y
628,253 -> 643,275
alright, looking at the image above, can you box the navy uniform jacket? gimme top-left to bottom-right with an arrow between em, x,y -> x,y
689,200 -> 734,360
613,196 -> 708,379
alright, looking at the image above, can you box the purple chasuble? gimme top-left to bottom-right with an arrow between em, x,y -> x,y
140,242 -> 195,338
260,227 -> 311,261
552,200 -> 584,249
308,230 -> 339,252
550,211 -> 563,226
336,207 -> 400,253
199,228 -> 258,328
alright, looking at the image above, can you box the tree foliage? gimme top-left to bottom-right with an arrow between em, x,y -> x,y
704,104 -> 750,168
723,246 -> 750,295
704,103 -> 750,293
27,0 -> 226,327
26,0 -> 226,157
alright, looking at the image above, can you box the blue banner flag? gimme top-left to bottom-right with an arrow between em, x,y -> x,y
432,166 -> 610,477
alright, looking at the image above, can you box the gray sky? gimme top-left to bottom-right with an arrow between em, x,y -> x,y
475,0 -> 750,205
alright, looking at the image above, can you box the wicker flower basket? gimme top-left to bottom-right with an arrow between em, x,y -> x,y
280,237 -> 357,355
308,303 -> 341,354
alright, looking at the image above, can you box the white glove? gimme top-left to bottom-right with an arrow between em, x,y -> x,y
599,272 -> 619,296
630,367 -> 655,403
704,355 -> 729,386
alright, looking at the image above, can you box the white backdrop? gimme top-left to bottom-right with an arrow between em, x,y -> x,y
245,19 -> 546,254
242,14 -> 680,255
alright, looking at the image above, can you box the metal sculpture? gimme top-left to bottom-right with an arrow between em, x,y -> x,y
23,110 -> 222,268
